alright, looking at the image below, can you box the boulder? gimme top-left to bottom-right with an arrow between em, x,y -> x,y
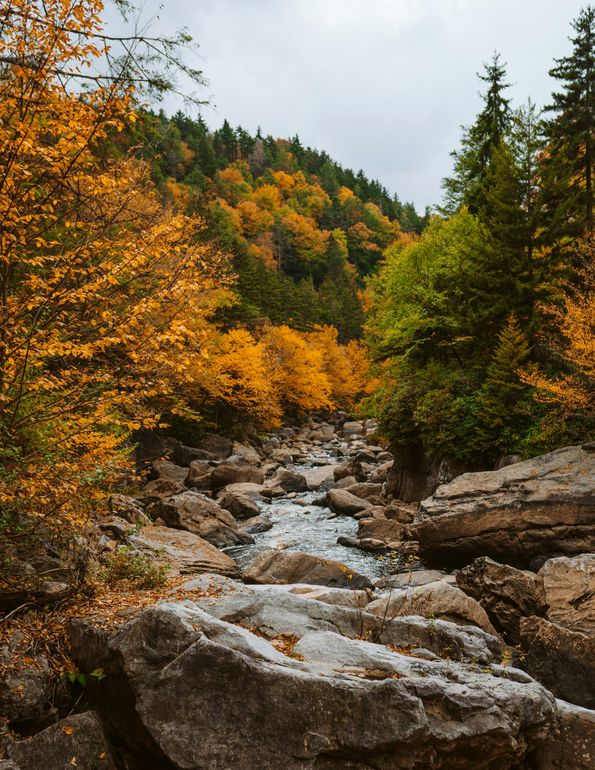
107,494 -> 145,523
268,448 -> 293,464
529,699 -> 595,770
412,446 -> 595,568
189,584 -> 504,662
367,580 -> 499,636
456,557 -> 547,643
368,460 -> 393,484
148,490 -> 253,547
333,458 -> 367,482
241,515 -> 273,534
185,459 -> 213,489
194,433 -> 232,459
170,443 -> 217,466
344,482 -> 385,501
210,463 -> 265,492
216,482 -> 268,501
5,711 -> 117,770
244,549 -> 373,590
269,469 -> 308,493
539,553 -> 595,635
66,596 -> 554,769
384,503 -> 415,523
217,491 -> 260,520
520,615 -> 595,708
0,636 -> 52,725
301,464 -> 337,490
150,458 -> 187,482
335,475 -> 357,488
129,526 -> 241,578
326,488 -> 372,516
231,441 -> 261,465
357,517 -> 405,543
375,569 -> 454,590
342,420 -> 364,435
140,477 -> 185,500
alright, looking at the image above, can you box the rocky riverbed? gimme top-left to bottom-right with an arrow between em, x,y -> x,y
1,414 -> 594,769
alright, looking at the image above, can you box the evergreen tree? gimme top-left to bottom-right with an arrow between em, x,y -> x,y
442,53 -> 512,214
478,102 -> 547,340
542,5 -> 595,241
473,315 -> 531,455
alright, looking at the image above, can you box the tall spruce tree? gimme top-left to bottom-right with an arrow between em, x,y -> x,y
478,101 -> 547,340
473,315 -> 531,456
442,53 -> 512,214
543,5 -> 595,242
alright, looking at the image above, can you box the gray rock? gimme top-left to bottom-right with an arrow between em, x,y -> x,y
342,420 -> 364,435
244,549 -> 373,590
367,580 -> 499,636
66,599 -> 553,770
539,553 -> 595,635
326,488 -> 372,516
529,699 -> 595,770
375,570 -> 454,590
130,526 -> 241,578
6,711 -> 117,769
413,446 -> 595,568
149,490 -> 253,547
521,615 -> 595,708
456,557 -> 547,643
191,585 -> 503,663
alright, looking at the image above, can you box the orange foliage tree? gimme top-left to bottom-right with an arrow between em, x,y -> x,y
0,0 -> 230,560
524,243 -> 595,418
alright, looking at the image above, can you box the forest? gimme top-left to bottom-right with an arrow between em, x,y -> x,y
0,2 -> 593,768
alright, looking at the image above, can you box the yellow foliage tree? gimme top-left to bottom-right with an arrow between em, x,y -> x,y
0,0 -> 231,555
262,325 -> 333,412
524,245 -> 595,416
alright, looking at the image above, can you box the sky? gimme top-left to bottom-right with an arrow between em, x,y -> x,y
104,0 -> 586,211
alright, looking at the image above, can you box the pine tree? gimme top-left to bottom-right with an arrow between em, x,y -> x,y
478,101 -> 548,340
442,53 -> 512,214
473,315 -> 532,455
542,5 -> 595,241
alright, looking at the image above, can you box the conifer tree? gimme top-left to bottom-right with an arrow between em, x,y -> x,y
442,53 -> 512,214
542,5 -> 595,242
473,316 -> 531,455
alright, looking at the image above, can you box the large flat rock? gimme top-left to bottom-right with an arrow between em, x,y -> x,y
411,446 -> 595,568
68,590 -> 555,770
130,525 -> 241,578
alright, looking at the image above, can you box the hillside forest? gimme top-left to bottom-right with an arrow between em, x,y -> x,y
0,0 -> 593,588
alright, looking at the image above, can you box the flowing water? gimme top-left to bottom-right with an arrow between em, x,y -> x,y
226,439 -> 404,581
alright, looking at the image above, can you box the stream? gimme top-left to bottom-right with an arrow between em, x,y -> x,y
226,433 -> 403,581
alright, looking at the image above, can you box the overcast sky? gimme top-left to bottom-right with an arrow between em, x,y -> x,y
105,0 -> 586,210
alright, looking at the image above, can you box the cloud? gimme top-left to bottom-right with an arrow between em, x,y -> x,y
104,0 -> 585,209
